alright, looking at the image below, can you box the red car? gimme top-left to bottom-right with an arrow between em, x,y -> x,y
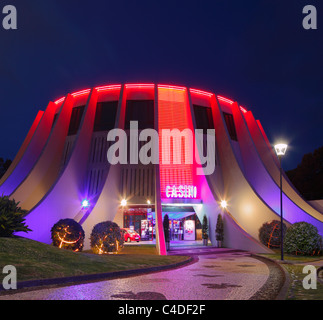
122,228 -> 141,242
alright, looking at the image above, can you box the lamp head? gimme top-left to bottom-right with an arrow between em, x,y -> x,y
274,144 -> 288,157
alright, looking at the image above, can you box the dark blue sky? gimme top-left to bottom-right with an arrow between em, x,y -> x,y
0,0 -> 322,170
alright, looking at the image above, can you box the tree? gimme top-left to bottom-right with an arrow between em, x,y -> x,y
284,222 -> 322,256
215,214 -> 224,247
0,196 -> 30,237
286,146 -> 323,200
0,158 -> 12,179
163,214 -> 170,251
202,215 -> 208,246
258,220 -> 287,249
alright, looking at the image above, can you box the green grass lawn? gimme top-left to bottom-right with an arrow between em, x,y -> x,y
282,264 -> 323,300
0,237 -> 189,282
259,250 -> 323,300
259,250 -> 322,263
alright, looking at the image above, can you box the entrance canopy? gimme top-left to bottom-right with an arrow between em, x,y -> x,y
153,205 -> 195,220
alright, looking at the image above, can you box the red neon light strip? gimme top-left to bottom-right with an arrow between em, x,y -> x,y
240,106 -> 248,114
189,88 -> 213,98
125,83 -> 155,89
218,95 -> 248,114
71,89 -> 91,97
54,97 -> 65,105
95,85 -> 122,92
158,84 -> 186,91
217,95 -> 234,105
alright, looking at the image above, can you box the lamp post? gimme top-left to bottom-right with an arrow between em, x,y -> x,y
274,143 -> 288,261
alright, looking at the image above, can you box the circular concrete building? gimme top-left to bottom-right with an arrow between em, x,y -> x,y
1,84 -> 322,254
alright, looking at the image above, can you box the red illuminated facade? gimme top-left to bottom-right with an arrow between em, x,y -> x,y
1,83 -> 322,254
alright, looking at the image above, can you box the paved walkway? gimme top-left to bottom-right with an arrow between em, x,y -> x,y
0,248 -> 284,300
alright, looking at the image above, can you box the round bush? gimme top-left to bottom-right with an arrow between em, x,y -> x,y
51,218 -> 85,252
90,221 -> 124,254
284,222 -> 322,256
259,220 -> 287,249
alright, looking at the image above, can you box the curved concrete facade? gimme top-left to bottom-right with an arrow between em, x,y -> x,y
2,83 -> 322,254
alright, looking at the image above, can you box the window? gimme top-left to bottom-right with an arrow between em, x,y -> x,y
125,100 -> 154,130
94,101 -> 118,132
223,112 -> 238,141
194,105 -> 217,166
51,113 -> 58,129
68,105 -> 85,136
193,105 -> 214,130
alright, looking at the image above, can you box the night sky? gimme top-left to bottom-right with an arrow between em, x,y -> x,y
0,0 -> 322,170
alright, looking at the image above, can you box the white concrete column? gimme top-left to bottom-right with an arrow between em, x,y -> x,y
10,95 -> 75,210
16,90 -> 98,243
154,85 -> 167,255
0,110 -> 43,186
0,101 -> 58,196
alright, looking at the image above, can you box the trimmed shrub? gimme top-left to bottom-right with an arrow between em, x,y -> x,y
259,220 -> 287,249
202,215 -> 208,246
51,218 -> 85,252
90,221 -> 124,254
216,214 -> 224,247
284,222 -> 322,256
0,196 -> 31,237
202,215 -> 208,240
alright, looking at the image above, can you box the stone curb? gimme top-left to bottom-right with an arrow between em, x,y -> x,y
0,255 -> 196,294
273,264 -> 292,300
252,256 -> 323,297
251,254 -> 291,300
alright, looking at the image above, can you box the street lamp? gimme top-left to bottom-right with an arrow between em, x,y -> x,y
274,143 -> 288,261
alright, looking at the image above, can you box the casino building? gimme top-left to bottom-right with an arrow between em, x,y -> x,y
1,84 -> 322,254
